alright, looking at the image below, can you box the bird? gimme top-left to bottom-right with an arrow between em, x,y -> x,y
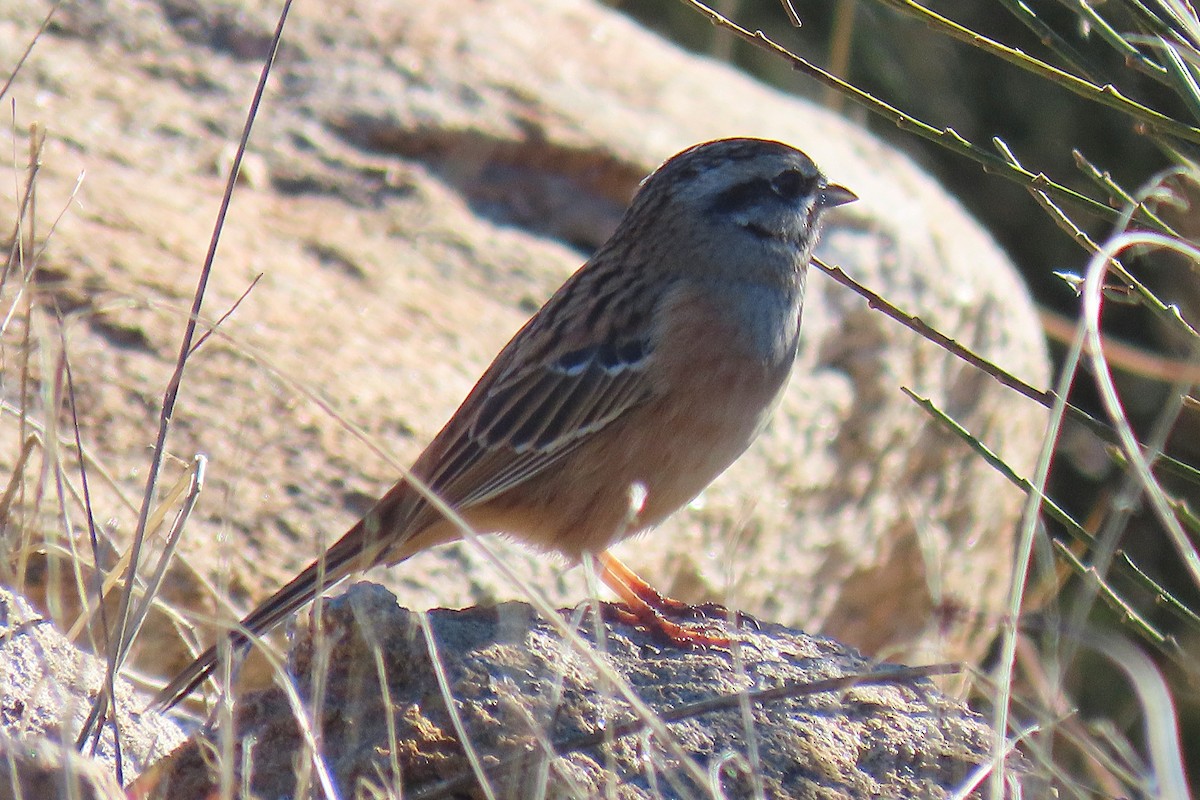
153,137 -> 856,711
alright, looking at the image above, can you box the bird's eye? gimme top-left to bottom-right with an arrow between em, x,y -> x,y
770,169 -> 816,201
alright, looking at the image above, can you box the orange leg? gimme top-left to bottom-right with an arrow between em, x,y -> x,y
597,552 -> 731,647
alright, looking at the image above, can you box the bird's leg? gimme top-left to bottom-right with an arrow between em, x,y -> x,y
598,551 -> 693,614
597,552 -> 731,647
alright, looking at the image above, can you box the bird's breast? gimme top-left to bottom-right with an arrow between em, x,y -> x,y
655,277 -> 802,379
619,281 -> 800,519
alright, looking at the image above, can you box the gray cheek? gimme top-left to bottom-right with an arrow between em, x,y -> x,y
675,214 -> 806,363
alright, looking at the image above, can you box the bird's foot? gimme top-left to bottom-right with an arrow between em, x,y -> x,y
601,601 -> 732,648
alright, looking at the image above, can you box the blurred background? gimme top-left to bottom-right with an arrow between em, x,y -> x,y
608,0 -> 1200,793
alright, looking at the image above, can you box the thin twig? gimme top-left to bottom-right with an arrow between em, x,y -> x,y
870,0 -> 1199,144
0,1 -> 63,105
1080,232 -> 1200,601
1118,548 -> 1200,630
812,256 -> 1200,486
2,119 -> 43,297
996,0 -> 1114,84
676,0 -> 1160,231
61,329 -> 120,775
189,273 -> 263,357
1052,542 -> 1172,651
906,389 -> 1199,668
777,0 -> 801,27
998,139 -> 1194,338
901,389 -> 1093,546
77,0 -> 297,750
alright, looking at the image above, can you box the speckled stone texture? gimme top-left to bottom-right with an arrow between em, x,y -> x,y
142,583 -> 1021,799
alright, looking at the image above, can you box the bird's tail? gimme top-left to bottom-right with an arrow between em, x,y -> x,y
150,493 -> 419,711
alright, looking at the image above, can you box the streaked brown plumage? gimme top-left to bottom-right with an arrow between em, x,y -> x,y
154,137 -> 855,710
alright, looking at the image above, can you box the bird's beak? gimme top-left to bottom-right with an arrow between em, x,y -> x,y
818,183 -> 857,209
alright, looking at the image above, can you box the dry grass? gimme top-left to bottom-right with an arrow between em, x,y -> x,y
3,1 -> 1199,798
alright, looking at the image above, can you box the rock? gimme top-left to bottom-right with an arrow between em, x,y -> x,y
0,588 -> 185,784
0,732 -> 127,800
0,0 -> 1048,686
138,583 -> 1021,799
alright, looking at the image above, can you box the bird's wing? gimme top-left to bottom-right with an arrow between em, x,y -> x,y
424,334 -> 656,509
394,241 -> 673,516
